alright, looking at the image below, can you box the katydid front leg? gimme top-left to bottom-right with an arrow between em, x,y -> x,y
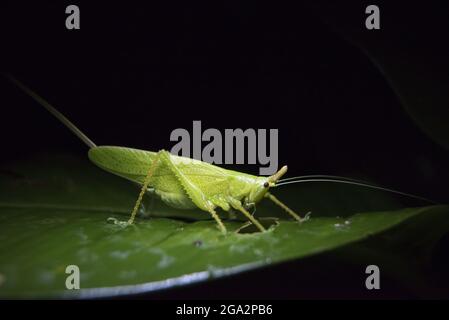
228,198 -> 266,232
265,192 -> 310,223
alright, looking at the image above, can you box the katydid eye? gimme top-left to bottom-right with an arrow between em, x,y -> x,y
263,182 -> 269,188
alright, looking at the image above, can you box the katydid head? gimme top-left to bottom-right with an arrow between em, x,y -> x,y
246,165 -> 288,205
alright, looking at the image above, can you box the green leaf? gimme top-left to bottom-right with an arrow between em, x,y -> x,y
0,155 -> 447,298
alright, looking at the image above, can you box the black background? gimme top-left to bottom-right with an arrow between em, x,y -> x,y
1,1 -> 449,298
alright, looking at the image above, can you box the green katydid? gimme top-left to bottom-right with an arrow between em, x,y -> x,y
6,75 -> 436,234
6,75 -> 308,234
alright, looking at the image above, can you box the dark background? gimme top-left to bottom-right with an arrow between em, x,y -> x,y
1,1 -> 449,298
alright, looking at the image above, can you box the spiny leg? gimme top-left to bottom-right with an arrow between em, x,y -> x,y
109,151 -> 162,226
230,200 -> 266,232
265,192 -> 309,222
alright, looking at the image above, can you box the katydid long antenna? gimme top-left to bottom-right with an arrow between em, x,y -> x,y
4,74 -> 97,149
276,175 -> 438,204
